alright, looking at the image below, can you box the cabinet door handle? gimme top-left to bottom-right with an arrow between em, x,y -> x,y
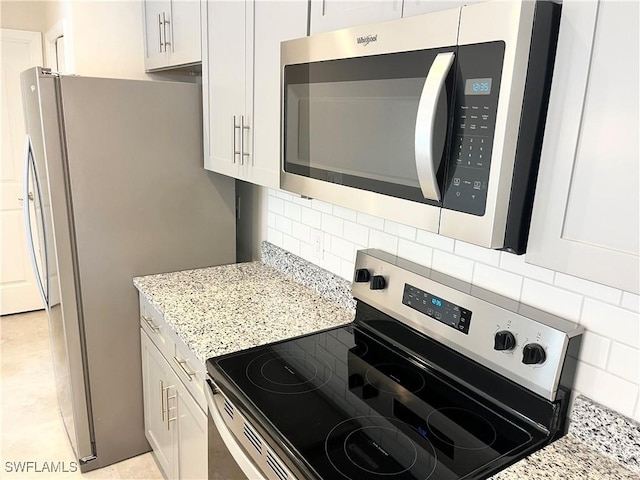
233,116 -> 241,164
158,13 -> 164,53
162,11 -> 171,52
141,315 -> 160,333
240,115 -> 250,165
160,380 -> 165,421
164,385 -> 177,430
172,356 -> 196,381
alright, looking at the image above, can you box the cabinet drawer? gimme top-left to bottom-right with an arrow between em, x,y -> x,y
170,341 -> 207,412
139,295 -> 174,361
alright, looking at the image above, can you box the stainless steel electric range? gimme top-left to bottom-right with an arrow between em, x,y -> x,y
205,249 -> 583,480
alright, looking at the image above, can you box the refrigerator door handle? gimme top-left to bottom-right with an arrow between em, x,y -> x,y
23,135 -> 48,307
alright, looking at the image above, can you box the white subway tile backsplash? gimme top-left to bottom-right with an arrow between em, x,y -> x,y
312,199 -> 333,214
574,361 -> 639,417
267,227 -> 283,247
356,212 -> 385,230
397,239 -> 433,268
502,254 -> 555,284
300,207 -> 322,229
331,237 -> 355,261
291,222 -> 311,243
269,196 -> 284,216
578,332 -> 611,369
275,215 -> 292,235
344,221 -> 369,247
321,214 -> 344,237
432,250 -> 474,283
267,211 -> 276,228
340,259 -> 355,281
581,299 -> 640,349
416,229 -> 455,252
384,221 -> 417,241
333,205 -> 357,222
607,342 -> 640,384
291,195 -> 312,207
455,241 -> 501,267
554,272 -> 622,305
635,398 -> 640,423
368,229 -> 399,255
275,190 -> 293,201
322,251 -> 343,278
621,292 -> 640,313
521,279 -> 583,322
299,243 -> 314,263
282,234 -> 300,256
472,263 -> 522,300
284,202 -> 302,222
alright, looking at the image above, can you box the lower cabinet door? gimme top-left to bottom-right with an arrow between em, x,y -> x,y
141,330 -> 175,477
172,368 -> 208,479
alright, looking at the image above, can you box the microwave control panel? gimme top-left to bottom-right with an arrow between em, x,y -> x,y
444,42 -> 505,216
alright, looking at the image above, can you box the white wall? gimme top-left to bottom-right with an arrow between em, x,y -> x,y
265,188 -> 640,421
65,0 -> 149,80
1,0 -> 150,80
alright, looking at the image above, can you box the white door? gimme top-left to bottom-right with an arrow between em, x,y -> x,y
0,29 -> 44,315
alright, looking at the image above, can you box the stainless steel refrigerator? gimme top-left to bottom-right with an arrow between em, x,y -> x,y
20,67 -> 236,472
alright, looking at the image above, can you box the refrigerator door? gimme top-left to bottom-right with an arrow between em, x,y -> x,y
21,67 -> 95,462
55,75 -> 235,468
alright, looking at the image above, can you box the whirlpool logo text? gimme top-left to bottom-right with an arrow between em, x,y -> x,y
356,34 -> 378,46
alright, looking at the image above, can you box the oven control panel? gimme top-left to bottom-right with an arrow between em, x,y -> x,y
402,284 -> 472,334
352,249 -> 584,401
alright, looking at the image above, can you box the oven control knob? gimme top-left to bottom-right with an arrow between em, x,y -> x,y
370,275 -> 386,290
494,331 -> 516,351
354,268 -> 371,283
522,343 -> 546,365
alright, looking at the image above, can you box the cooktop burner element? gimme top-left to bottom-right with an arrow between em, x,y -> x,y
245,351 -> 333,394
206,249 -> 584,480
325,416 -> 437,479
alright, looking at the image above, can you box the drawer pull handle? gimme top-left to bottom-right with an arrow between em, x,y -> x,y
142,315 -> 160,333
173,356 -> 196,381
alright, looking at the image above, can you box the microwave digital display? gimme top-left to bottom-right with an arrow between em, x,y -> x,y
465,78 -> 492,95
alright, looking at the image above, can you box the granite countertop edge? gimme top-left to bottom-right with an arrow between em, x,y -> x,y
133,242 -> 639,480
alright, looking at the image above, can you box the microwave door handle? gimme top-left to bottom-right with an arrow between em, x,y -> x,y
415,52 -> 455,202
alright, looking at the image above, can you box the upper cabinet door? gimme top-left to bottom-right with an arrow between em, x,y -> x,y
167,0 -> 201,67
143,0 -> 201,72
143,1 -> 169,70
250,1 -> 308,189
202,0 -> 246,177
527,0 -> 639,294
310,0 -> 402,34
403,0 -> 483,18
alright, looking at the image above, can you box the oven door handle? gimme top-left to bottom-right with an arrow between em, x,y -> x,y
415,51 -> 455,202
205,379 -> 267,480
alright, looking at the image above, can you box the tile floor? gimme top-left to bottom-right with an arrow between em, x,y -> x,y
1,310 -> 164,480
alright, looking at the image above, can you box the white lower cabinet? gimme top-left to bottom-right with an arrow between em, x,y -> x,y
141,329 -> 207,480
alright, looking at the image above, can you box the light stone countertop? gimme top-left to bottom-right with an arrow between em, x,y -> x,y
134,242 -> 640,480
133,261 -> 355,365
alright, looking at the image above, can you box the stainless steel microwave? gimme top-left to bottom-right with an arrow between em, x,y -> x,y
280,0 -> 560,254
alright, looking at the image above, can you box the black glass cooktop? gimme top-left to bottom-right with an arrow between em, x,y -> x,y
208,313 -> 549,480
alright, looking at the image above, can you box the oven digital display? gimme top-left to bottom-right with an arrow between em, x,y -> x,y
402,283 -> 471,334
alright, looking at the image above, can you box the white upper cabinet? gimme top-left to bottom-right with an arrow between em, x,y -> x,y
143,0 -> 201,72
527,0 -> 639,294
310,0 -> 402,34
203,1 -> 307,189
402,0 -> 483,18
